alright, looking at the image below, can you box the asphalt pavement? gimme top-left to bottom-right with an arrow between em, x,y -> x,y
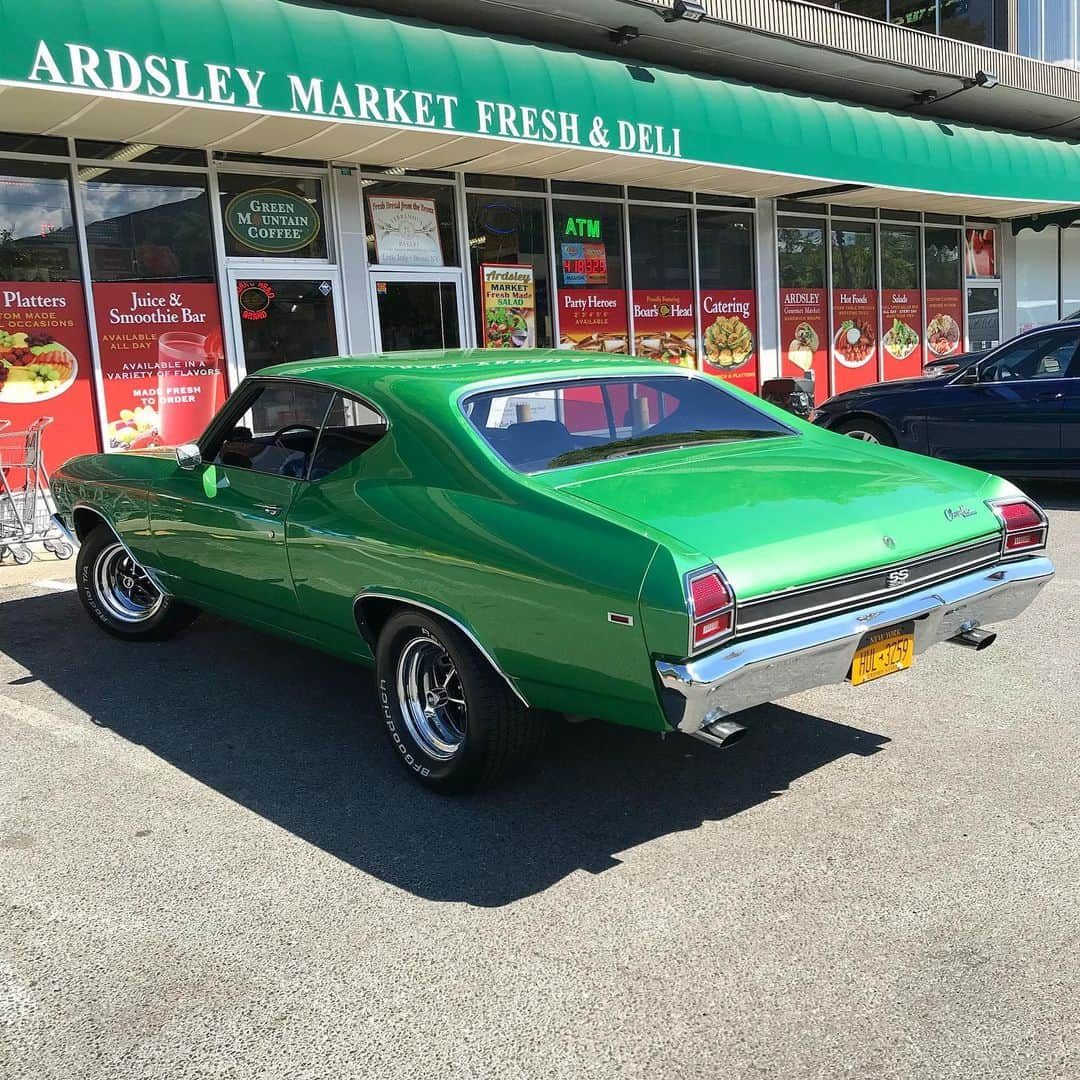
1,483 -> 1077,1079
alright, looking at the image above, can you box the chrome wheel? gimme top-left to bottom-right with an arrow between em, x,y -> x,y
395,635 -> 468,761
92,542 -> 164,624
845,429 -> 880,443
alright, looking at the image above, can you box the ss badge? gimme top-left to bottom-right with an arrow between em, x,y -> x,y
886,569 -> 910,589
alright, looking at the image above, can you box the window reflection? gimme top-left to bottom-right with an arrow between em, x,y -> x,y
0,163 -> 80,281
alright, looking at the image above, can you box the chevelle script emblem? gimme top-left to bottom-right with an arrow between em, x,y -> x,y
945,505 -> 977,520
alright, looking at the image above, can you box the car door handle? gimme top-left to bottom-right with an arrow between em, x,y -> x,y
1035,391 -> 1064,401
255,504 -> 283,517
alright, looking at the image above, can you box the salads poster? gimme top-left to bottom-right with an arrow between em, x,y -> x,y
779,288 -> 827,403
481,264 -> 535,348
831,289 -> 879,395
925,291 -> 964,362
880,290 -> 923,380
700,291 -> 757,390
632,289 -> 694,367
558,289 -> 628,353
93,283 -> 226,451
0,282 -> 99,467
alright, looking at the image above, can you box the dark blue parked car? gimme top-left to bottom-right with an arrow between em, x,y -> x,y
810,323 -> 1080,477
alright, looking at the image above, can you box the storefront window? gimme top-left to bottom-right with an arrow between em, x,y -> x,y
0,162 -> 79,282
467,193 -> 551,347
831,220 -> 879,393
553,199 -> 627,353
1061,228 -> 1080,319
629,205 -> 694,366
219,173 -> 327,260
364,181 -> 458,267
880,225 -> 924,379
697,210 -> 757,388
939,0 -> 995,47
1015,228 -> 1059,330
924,227 -> 965,363
890,1 -> 938,34
778,218 -> 828,401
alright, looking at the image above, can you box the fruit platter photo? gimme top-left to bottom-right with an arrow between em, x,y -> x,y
0,328 -> 78,403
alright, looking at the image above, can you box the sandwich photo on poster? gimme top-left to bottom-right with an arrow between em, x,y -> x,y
481,264 -> 536,348
779,288 -> 827,402
632,290 -> 694,367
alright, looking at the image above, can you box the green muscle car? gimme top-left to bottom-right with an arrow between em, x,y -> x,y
50,350 -> 1054,792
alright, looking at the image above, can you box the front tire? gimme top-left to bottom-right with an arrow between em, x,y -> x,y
834,417 -> 896,446
75,526 -> 198,641
376,609 -> 545,793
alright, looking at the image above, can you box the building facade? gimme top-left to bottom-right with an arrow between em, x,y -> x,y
1,0 -> 1079,465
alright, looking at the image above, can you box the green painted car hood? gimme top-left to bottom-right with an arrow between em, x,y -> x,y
548,434 -> 1005,600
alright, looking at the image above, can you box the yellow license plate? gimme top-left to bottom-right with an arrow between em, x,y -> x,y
850,622 -> 915,686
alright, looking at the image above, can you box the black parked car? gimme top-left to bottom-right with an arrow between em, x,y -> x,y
810,323 -> 1080,477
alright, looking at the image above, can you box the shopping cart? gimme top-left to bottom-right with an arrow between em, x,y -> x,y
0,416 -> 74,566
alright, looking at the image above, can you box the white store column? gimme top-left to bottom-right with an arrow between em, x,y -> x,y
332,166 -> 376,355
755,198 -> 781,384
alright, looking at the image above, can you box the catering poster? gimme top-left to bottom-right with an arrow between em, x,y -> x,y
831,289 -> 879,395
367,195 -> 444,266
632,289 -> 694,367
92,283 -> 226,452
700,290 -> 758,390
0,281 -> 99,467
558,289 -> 628,353
880,289 -> 924,380
924,290 -> 964,362
481,264 -> 536,348
779,288 -> 827,402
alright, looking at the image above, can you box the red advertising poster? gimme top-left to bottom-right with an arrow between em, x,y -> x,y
632,289 -> 694,367
965,228 -> 997,278
924,290 -> 965,363
93,283 -> 227,451
779,288 -> 828,403
880,289 -> 924,381
558,289 -> 628,354
0,282 -> 99,471
831,289 -> 880,395
700,290 -> 758,391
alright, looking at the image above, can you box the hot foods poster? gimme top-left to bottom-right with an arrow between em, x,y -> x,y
880,289 -> 924,380
779,289 -> 827,403
481,264 -> 536,348
700,291 -> 757,390
93,283 -> 226,451
925,290 -> 964,362
0,282 -> 99,466
831,289 -> 879,395
559,289 -> 628,353
632,289 -> 694,367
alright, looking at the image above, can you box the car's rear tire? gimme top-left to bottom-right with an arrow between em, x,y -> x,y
376,608 -> 545,793
75,525 -> 198,641
834,417 -> 896,446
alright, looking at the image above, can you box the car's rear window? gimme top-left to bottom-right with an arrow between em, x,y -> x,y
463,375 -> 794,473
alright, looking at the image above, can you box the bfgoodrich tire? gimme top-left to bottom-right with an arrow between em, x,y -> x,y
376,609 -> 545,794
75,525 -> 198,642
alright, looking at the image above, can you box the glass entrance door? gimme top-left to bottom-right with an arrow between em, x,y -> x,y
228,274 -> 343,377
967,284 -> 1001,351
370,272 -> 465,352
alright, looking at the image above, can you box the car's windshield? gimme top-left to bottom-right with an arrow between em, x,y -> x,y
464,375 -> 794,473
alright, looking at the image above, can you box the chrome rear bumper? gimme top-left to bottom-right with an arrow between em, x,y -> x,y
655,555 -> 1054,735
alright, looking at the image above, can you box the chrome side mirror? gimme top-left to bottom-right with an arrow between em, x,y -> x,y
176,443 -> 202,470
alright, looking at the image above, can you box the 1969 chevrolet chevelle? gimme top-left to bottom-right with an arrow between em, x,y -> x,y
50,350 -> 1054,792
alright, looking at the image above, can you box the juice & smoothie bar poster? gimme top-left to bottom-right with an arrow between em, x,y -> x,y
93,283 -> 226,451
700,291 -> 757,390
880,289 -> 923,380
481,264 -> 536,348
831,289 -> 879,395
558,290 -> 628,353
0,282 -> 99,465
779,288 -> 827,402
632,289 -> 694,367
924,290 -> 964,363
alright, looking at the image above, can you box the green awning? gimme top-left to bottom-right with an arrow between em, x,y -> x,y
2,0 -> 1080,215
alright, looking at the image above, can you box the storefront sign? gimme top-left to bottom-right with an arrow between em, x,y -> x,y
0,282 -> 99,465
632,290 -> 694,368
237,281 -> 275,321
368,196 -> 444,266
558,290 -> 628,354
965,228 -> 996,278
831,289 -> 880,395
93,284 -> 226,451
925,290 -> 965,360
880,289 -> 924,380
700,290 -> 757,390
561,242 -> 608,286
481,264 -> 536,348
779,288 -> 827,403
224,188 -> 320,254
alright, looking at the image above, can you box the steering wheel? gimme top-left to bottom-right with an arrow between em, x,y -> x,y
272,423 -> 319,447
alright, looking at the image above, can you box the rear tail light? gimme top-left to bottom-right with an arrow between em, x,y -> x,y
685,567 -> 735,654
987,498 -> 1048,555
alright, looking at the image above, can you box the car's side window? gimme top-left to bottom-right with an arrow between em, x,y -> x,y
308,394 -> 388,481
207,382 -> 336,479
983,332 -> 1080,382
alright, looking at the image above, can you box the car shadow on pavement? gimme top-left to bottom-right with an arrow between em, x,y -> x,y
2,590 -> 889,907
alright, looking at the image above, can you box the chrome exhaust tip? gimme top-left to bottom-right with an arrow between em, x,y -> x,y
950,626 -> 997,651
689,718 -> 748,749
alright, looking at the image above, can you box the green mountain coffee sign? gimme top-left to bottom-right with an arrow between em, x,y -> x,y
224,189 -> 321,254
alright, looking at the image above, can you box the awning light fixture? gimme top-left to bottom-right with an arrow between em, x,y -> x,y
975,70 -> 999,89
610,25 -> 641,47
663,1 -> 707,23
